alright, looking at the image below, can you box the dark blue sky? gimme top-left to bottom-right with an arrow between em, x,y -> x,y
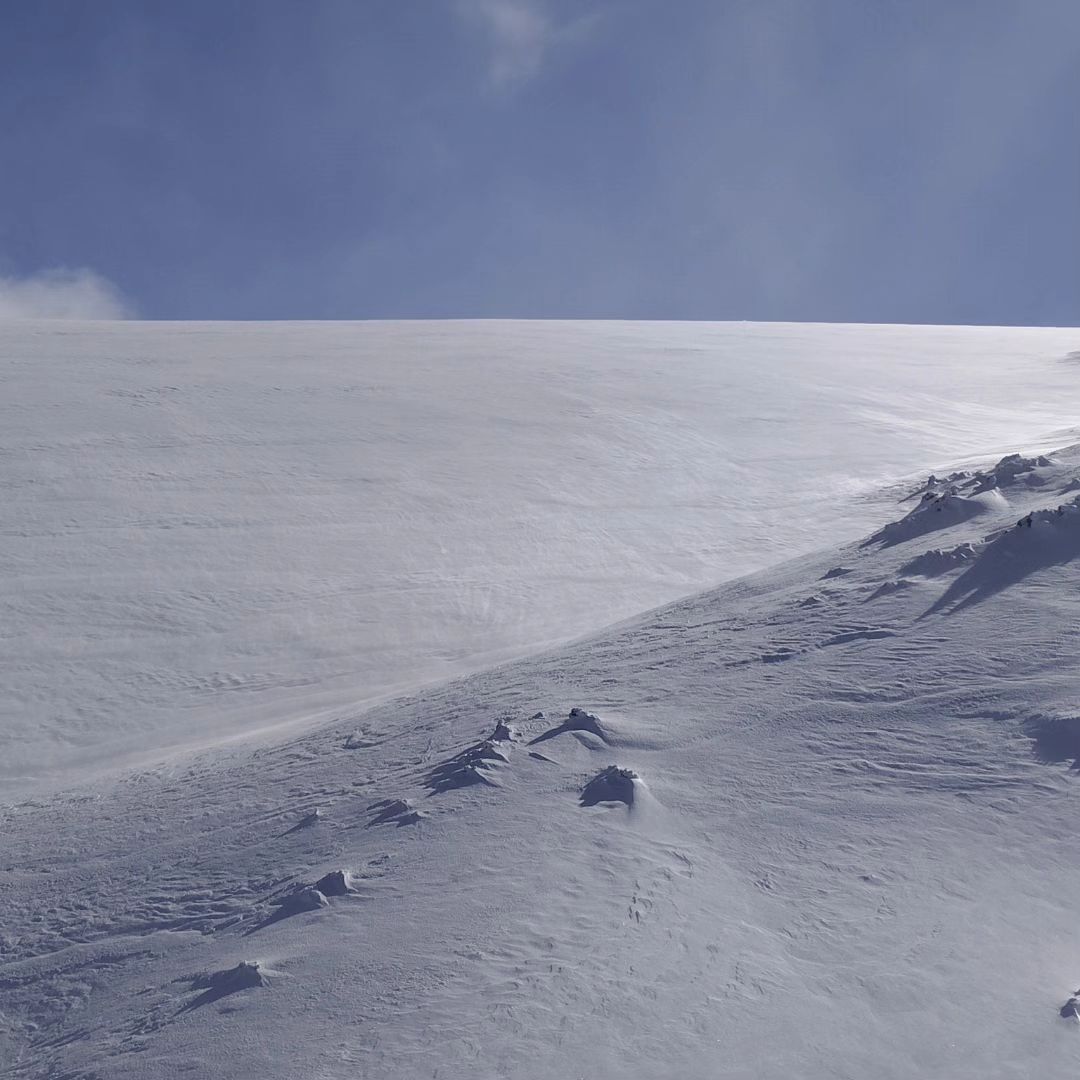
1,0 -> 1077,323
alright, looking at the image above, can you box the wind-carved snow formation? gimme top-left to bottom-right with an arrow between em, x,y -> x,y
6,324 -> 1080,1078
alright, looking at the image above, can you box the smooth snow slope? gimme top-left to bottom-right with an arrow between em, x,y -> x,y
5,444 -> 1080,1079
3,320 -> 1080,791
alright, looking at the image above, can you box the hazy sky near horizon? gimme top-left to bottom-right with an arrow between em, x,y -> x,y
1,1 -> 1077,323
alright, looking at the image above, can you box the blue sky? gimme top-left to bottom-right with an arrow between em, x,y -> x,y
1,0 -> 1077,323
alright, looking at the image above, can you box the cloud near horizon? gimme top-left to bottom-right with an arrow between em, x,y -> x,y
0,267 -> 134,320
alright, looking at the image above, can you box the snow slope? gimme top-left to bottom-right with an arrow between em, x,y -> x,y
4,320 -> 1080,793
4,440 -> 1080,1078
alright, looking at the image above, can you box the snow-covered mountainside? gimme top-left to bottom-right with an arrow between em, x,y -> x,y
5,435 -> 1080,1079
4,320 -> 1080,794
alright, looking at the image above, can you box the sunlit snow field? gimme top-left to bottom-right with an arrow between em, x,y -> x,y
7,320 -> 1080,1080
3,319 -> 1080,792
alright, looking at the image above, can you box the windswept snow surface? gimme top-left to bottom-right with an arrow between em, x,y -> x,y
6,440 -> 1080,1078
4,320 -> 1080,792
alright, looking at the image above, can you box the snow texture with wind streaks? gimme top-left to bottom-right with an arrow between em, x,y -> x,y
4,319 -> 1080,793
5,430 -> 1080,1077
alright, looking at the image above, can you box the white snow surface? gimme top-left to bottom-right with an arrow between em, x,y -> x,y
5,428 -> 1080,1077
4,319 -> 1080,794
7,320 -> 1080,1077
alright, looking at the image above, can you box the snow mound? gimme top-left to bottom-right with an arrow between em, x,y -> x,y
192,960 -> 268,993
866,489 -> 991,548
367,798 -> 424,826
426,738 -> 509,794
1023,714 -> 1080,770
580,765 -> 640,808
928,497 -> 1080,613
530,707 -> 609,746
279,887 -> 329,915
314,870 -> 358,896
901,542 -> 979,578
246,885 -> 330,934
184,960 -> 272,1009
914,454 -> 1053,500
918,469 -> 973,491
969,452 -> 1053,492
281,808 -> 323,834
867,579 -> 914,599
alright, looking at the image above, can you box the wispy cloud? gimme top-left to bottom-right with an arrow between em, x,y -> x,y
455,0 -> 596,89
0,267 -> 134,320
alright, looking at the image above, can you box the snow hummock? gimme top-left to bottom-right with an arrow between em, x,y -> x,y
580,764 -> 640,807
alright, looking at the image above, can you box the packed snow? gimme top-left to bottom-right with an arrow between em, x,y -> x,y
4,320 -> 1080,793
4,320 -> 1080,1078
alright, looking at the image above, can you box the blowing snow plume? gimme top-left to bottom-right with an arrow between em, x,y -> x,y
0,267 -> 133,319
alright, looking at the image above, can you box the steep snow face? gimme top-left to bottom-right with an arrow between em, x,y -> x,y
6,443 -> 1080,1079
3,320 -> 1080,790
